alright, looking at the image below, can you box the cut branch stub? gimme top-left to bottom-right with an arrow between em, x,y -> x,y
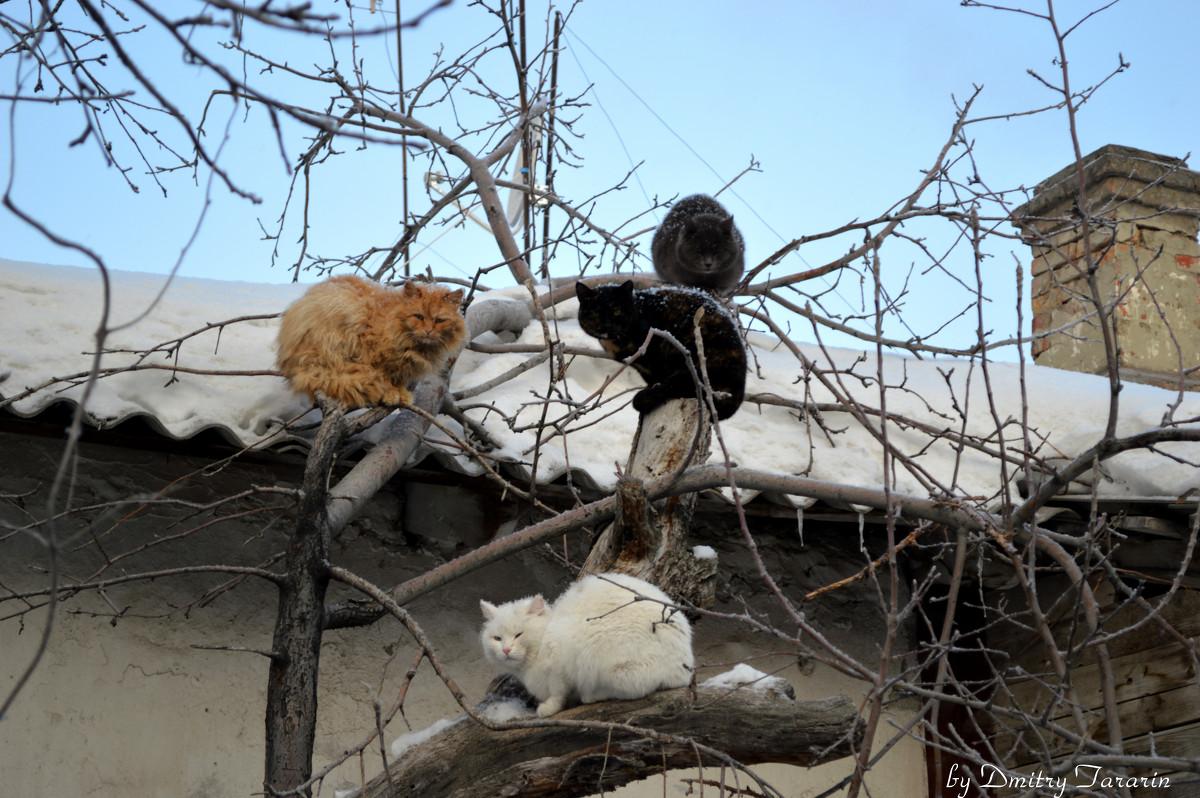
583,476 -> 657,574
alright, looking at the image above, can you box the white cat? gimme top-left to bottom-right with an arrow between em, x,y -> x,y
479,573 -> 694,717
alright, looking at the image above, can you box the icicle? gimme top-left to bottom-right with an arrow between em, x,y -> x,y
794,498 -> 816,546
848,503 -> 872,551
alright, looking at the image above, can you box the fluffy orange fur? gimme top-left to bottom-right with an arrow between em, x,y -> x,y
276,275 -> 467,408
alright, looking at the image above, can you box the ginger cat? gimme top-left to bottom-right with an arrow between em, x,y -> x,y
276,275 -> 467,408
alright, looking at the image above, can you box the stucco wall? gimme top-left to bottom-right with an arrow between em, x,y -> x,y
1,427 -> 927,797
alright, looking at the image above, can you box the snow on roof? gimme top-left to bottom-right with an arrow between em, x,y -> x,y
2,259 -> 1198,505
1,259 -> 310,444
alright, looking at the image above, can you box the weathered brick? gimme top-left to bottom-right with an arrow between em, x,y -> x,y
1016,146 -> 1200,387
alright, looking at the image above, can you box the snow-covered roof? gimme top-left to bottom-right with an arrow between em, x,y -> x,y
3,259 -> 1198,507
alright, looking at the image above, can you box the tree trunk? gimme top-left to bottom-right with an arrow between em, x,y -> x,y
264,400 -> 345,795
263,506 -> 330,795
359,685 -> 861,798
581,398 -> 717,608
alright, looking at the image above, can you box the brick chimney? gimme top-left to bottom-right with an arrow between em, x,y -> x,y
1015,144 -> 1200,389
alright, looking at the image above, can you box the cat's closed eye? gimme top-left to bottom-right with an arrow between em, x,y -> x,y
412,313 -> 425,321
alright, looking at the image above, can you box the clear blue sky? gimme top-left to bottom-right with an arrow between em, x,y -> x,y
2,1 -> 1196,354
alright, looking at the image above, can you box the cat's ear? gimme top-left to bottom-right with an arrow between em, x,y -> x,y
526,596 -> 547,616
401,281 -> 423,298
684,216 -> 697,232
480,600 -> 498,619
575,282 -> 593,299
444,288 -> 464,307
618,280 -> 635,300
722,216 -> 734,233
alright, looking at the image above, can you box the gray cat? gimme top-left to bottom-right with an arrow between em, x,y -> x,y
651,194 -> 745,294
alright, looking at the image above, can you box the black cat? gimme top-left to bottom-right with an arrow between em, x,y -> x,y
575,280 -> 746,420
651,194 -> 745,295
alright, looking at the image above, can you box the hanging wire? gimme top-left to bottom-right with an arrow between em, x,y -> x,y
561,30 -> 654,212
561,26 -> 865,319
564,26 -> 815,271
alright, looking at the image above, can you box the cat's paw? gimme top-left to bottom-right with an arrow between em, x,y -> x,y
631,387 -> 667,415
535,697 -> 565,717
380,386 -> 413,407
633,385 -> 687,415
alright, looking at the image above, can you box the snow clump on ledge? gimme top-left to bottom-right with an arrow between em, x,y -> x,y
390,716 -> 460,759
701,663 -> 795,700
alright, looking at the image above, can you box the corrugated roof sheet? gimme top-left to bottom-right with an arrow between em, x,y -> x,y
3,259 -> 1199,507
